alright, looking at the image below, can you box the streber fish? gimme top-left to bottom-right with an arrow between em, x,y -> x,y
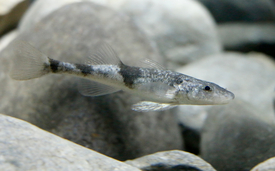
10,41 -> 235,112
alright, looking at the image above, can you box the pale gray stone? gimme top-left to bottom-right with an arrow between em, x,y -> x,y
125,150 -> 216,171
19,0 -> 222,69
0,2 -> 182,160
100,0 -> 222,68
200,100 -> 275,171
0,113 -> 141,171
251,157 -> 275,171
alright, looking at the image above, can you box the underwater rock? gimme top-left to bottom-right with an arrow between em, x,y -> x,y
251,157 -> 275,171
176,52 -> 275,133
0,0 -> 29,36
125,150 -> 216,171
101,0 -> 222,68
0,2 -> 182,160
198,0 -> 275,23
218,23 -> 275,58
19,0 -> 222,69
200,100 -> 275,171
0,114 -> 141,171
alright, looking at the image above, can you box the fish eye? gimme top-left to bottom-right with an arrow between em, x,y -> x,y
176,78 -> 183,84
204,86 -> 211,91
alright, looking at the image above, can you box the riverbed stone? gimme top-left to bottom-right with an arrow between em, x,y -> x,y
218,23 -> 275,58
198,0 -> 275,23
0,2 -> 182,160
200,100 -> 275,171
251,157 -> 275,171
0,113 -> 141,171
125,150 -> 216,171
19,0 -> 222,69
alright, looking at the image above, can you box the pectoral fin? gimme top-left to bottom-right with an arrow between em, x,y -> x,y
132,101 -> 177,112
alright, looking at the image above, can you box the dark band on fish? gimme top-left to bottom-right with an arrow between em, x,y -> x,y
75,64 -> 93,76
49,58 -> 59,73
119,64 -> 142,89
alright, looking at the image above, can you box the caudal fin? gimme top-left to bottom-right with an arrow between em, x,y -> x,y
10,41 -> 50,80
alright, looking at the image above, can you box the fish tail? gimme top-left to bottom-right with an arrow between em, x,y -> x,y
10,41 -> 51,80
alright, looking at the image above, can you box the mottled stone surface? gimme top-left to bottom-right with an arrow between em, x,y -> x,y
19,0 -> 222,69
0,114 -> 141,171
125,150 -> 216,171
200,100 -> 275,171
0,2 -> 182,160
251,157 -> 275,171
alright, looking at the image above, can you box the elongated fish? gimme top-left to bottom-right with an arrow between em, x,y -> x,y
10,41 -> 234,112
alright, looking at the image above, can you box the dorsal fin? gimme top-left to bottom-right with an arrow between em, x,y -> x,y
86,42 -> 122,65
138,58 -> 166,70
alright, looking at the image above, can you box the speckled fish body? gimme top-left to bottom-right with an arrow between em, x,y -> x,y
10,41 -> 235,112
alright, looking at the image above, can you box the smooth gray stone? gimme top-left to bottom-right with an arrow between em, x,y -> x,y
198,0 -> 275,23
0,114 -> 141,171
251,157 -> 275,171
125,150 -> 216,171
200,100 -> 275,171
19,0 -> 222,69
0,2 -> 182,160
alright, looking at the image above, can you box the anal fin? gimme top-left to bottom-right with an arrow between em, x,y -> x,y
78,79 -> 121,96
132,101 -> 177,112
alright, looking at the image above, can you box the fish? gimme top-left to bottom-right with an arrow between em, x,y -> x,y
10,41 -> 235,112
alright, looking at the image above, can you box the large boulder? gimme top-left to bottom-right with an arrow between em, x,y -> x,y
125,150 -> 216,171
198,0 -> 275,23
251,157 -> 275,171
0,113 -> 141,171
200,100 -> 275,171
0,2 -> 182,160
19,0 -> 222,69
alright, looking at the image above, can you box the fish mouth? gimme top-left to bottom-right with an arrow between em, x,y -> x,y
217,91 -> 235,104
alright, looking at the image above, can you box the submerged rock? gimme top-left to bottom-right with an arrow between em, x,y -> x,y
198,0 -> 275,23
251,157 -> 275,171
19,0 -> 222,69
0,2 -> 182,160
125,150 -> 216,171
200,100 -> 275,171
218,23 -> 275,57
0,0 -> 29,36
176,52 -> 275,133
0,114 -> 141,171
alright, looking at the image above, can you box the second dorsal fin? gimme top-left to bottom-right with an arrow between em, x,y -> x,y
86,42 -> 122,65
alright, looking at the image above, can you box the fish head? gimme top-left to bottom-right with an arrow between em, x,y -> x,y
175,77 -> 235,105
